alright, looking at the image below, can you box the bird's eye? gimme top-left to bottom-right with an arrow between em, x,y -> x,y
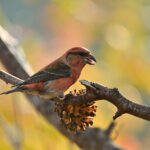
78,52 -> 87,57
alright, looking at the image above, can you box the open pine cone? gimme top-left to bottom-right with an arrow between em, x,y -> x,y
54,89 -> 97,131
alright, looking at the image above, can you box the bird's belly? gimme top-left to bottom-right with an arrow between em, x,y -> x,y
39,91 -> 58,99
37,78 -> 75,99
47,77 -> 74,94
24,78 -> 75,100
25,89 -> 58,99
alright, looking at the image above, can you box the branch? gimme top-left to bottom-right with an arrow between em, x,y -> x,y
0,115 -> 22,150
1,70 -> 150,122
0,26 -> 123,150
0,70 -> 23,85
63,80 -> 150,121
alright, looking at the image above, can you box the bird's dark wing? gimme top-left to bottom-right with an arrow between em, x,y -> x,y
13,61 -> 71,87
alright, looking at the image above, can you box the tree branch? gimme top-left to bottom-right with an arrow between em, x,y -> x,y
0,115 -> 22,150
1,69 -> 150,122
63,80 -> 150,121
0,70 -> 23,85
0,25 -> 123,150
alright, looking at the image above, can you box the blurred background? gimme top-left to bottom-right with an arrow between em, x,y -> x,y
0,0 -> 150,149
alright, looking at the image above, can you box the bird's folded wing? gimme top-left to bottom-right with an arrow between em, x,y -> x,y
13,61 -> 71,87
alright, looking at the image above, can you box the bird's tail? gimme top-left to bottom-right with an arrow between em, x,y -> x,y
0,88 -> 20,95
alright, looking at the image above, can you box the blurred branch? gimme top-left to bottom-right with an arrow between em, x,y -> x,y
0,25 -> 123,150
0,70 -> 23,85
0,115 -> 22,150
104,122 -> 116,136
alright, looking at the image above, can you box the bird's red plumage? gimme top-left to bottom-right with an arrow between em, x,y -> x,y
23,82 -> 44,90
0,47 -> 96,99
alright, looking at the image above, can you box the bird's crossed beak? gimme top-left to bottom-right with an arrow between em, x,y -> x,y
85,54 -> 96,65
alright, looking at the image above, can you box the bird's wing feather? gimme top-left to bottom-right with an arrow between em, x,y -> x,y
14,61 -> 71,87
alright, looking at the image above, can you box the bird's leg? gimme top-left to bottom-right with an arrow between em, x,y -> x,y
58,93 -> 66,100
58,93 -> 65,98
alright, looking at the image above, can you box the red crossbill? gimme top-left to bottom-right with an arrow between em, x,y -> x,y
0,47 -> 96,99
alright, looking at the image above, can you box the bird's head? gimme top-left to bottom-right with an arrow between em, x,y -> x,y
64,47 -> 96,69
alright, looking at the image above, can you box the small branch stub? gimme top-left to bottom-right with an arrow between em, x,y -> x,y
113,111 -> 123,120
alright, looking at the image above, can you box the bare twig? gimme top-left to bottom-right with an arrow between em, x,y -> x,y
0,25 -> 123,150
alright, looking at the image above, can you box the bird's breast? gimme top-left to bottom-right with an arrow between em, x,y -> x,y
47,71 -> 79,94
49,78 -> 74,92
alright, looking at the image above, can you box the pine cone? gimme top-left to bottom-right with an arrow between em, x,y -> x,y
54,89 -> 97,131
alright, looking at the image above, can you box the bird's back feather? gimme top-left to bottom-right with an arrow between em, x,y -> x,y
13,61 -> 71,87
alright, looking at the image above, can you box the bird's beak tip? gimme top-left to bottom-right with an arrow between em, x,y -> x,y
85,54 -> 96,65
90,60 -> 96,65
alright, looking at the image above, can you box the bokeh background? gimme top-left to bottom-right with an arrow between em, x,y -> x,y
0,0 -> 150,150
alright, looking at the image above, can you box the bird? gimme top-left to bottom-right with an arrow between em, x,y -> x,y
0,47 -> 96,99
